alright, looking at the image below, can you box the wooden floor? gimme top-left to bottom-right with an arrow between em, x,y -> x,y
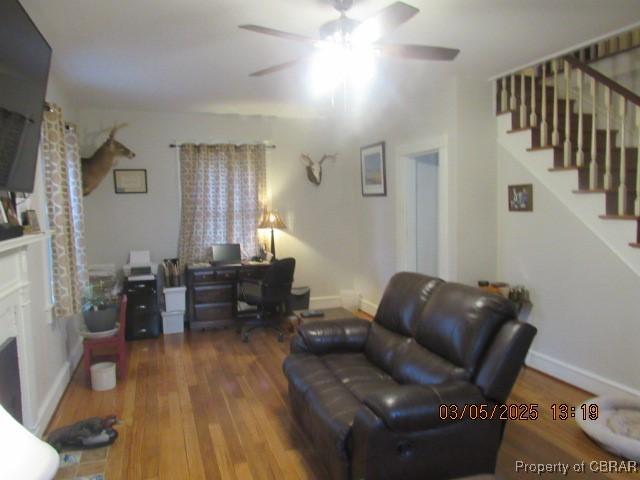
48,329 -> 633,480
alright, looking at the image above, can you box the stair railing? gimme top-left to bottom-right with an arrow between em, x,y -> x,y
497,51 -> 640,217
564,55 -> 640,216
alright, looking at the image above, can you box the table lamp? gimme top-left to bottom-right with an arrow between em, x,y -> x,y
258,209 -> 286,260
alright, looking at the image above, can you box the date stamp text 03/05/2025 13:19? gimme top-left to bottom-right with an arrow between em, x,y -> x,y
437,403 -> 599,421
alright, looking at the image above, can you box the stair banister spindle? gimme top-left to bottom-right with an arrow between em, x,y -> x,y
510,74 -> 517,111
520,73 -> 527,127
552,59 -> 560,146
635,105 -> 640,216
589,77 -> 598,189
500,77 -> 507,112
604,86 -> 613,190
576,69 -> 584,167
618,96 -> 627,215
530,69 -> 537,127
540,64 -> 548,146
564,61 -> 572,167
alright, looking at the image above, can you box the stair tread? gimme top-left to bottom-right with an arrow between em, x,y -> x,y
599,214 -> 640,220
573,189 -> 611,194
549,166 -> 580,171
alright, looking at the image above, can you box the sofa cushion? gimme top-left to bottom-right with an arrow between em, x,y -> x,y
322,352 -> 398,401
364,323 -> 411,374
283,353 -> 337,396
414,283 -> 517,375
374,272 -> 443,336
391,339 -> 469,385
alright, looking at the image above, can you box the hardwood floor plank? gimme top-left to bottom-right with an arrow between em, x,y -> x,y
210,423 -> 238,480
48,329 -> 634,480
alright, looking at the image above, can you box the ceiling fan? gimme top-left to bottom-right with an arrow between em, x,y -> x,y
239,0 -> 460,78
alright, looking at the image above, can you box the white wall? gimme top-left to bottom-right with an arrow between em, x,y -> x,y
77,108 -> 359,299
351,76 -> 498,308
497,139 -> 640,396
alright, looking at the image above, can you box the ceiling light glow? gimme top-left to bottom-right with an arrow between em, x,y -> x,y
311,32 -> 377,97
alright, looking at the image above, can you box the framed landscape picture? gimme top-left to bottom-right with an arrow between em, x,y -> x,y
113,169 -> 147,194
508,184 -> 533,211
361,141 -> 387,197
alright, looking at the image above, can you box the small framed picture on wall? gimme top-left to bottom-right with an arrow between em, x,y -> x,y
113,169 -> 148,194
361,141 -> 387,197
508,184 -> 533,212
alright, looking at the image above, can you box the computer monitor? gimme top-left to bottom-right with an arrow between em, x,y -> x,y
211,243 -> 241,265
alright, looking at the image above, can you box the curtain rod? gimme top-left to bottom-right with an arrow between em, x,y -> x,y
169,143 -> 276,149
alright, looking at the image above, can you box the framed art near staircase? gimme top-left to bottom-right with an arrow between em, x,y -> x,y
508,184 -> 533,211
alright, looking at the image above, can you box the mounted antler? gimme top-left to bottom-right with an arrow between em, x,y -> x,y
108,123 -> 128,140
300,153 -> 337,186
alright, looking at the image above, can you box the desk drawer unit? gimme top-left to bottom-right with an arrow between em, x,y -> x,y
186,264 -> 267,331
194,284 -> 233,304
194,303 -> 233,323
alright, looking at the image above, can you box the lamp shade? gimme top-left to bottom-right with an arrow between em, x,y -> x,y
258,210 -> 286,230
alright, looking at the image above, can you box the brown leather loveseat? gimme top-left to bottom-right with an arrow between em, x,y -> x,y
283,272 -> 537,480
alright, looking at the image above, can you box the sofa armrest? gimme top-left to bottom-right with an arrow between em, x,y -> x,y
362,381 -> 486,432
290,318 -> 371,354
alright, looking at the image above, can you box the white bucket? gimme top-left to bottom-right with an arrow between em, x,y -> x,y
162,311 -> 184,335
340,290 -> 360,312
163,286 -> 186,312
90,362 -> 116,391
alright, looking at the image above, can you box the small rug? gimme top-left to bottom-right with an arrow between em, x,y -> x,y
54,447 -> 109,480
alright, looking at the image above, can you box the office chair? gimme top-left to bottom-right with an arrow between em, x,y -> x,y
238,257 -> 295,342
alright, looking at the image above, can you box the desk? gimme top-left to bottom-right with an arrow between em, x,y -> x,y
186,262 -> 270,330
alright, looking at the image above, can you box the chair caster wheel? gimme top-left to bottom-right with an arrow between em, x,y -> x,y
277,333 -> 284,342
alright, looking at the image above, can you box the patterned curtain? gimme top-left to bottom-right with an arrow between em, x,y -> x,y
40,104 -> 88,317
178,144 -> 266,265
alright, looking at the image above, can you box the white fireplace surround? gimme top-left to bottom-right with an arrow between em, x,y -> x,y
0,233 -> 83,435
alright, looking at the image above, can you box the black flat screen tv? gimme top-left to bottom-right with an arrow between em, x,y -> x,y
0,0 -> 51,193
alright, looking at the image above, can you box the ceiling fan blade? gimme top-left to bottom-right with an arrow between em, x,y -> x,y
353,2 -> 419,43
249,59 -> 302,77
239,25 -> 316,44
377,44 -> 460,61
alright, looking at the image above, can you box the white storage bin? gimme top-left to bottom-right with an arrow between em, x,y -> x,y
162,311 -> 184,335
90,362 -> 116,391
163,286 -> 186,312
340,290 -> 361,312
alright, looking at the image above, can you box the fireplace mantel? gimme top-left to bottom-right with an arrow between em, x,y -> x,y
0,233 -> 49,255
0,232 -> 50,433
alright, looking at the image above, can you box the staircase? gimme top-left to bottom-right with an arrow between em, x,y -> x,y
495,28 -> 640,274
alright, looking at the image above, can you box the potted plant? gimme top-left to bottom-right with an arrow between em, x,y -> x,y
82,285 -> 119,332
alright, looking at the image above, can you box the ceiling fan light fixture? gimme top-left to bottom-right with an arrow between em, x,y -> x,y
310,33 -> 377,96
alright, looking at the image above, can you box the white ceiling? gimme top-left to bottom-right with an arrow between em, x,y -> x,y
21,0 -> 640,117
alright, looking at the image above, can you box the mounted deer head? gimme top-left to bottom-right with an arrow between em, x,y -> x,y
300,153 -> 337,186
81,123 -> 136,196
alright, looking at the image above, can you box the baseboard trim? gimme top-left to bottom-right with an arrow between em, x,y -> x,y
32,337 -> 83,436
526,349 -> 640,398
359,298 -> 378,317
309,295 -> 341,309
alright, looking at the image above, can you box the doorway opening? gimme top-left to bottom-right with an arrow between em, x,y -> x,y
414,152 -> 439,276
395,137 -> 455,281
